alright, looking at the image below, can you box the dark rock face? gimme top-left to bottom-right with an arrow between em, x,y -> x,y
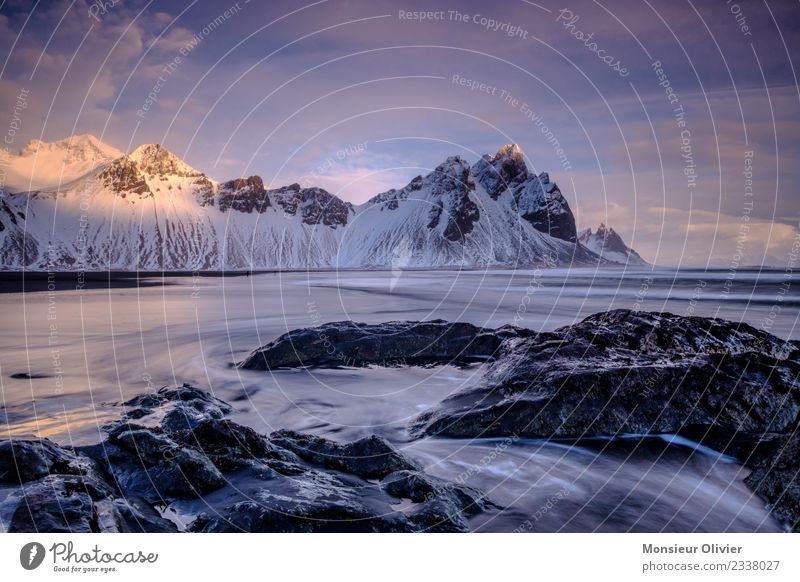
269,430 -> 418,479
0,198 -> 20,229
237,310 -> 799,530
471,144 -> 529,200
0,438 -> 84,483
99,158 -> 151,197
218,176 -> 269,213
369,175 -> 424,210
271,184 -> 352,227
238,319 -> 526,370
513,173 -> 577,242
193,175 -> 216,207
412,309 -> 798,440
744,434 -> 800,532
426,156 -> 480,242
1,437 -> 176,533
1,383 -> 493,532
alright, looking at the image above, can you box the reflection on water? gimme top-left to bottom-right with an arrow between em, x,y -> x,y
0,268 -> 794,531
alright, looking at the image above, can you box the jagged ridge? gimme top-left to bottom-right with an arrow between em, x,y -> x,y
0,137 -> 644,270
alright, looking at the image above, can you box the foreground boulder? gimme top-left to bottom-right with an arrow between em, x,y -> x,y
0,384 -> 493,533
237,309 -> 799,531
744,433 -> 800,532
239,319 -> 527,370
410,310 -> 799,440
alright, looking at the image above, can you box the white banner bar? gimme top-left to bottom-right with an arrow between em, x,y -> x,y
1,533 -> 798,581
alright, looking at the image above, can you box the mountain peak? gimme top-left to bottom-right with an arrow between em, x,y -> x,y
126,144 -> 202,177
0,134 -> 123,192
472,144 -> 529,200
18,134 -> 122,162
579,223 -> 648,265
491,143 -> 524,163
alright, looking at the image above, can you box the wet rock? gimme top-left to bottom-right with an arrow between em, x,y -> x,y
9,372 -> 50,379
172,418 -> 298,472
187,462 -> 479,533
1,384 -> 493,532
189,497 -> 407,533
411,309 -> 799,440
118,383 -> 232,432
0,437 -> 84,483
9,475 -> 101,533
744,433 -> 800,532
405,496 -> 470,532
270,430 -> 418,479
381,469 -> 493,514
239,319 -> 524,370
97,427 -> 226,501
3,453 -> 176,533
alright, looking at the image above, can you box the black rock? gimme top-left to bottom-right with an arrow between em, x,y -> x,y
744,433 -> 800,532
381,469 -> 493,514
471,144 -> 529,200
0,437 -> 84,483
118,383 -> 232,432
411,310 -> 799,440
270,430 -> 418,479
239,319 -> 524,370
271,184 -> 352,227
218,176 -> 269,213
99,427 -> 226,501
2,384 -> 495,532
513,172 -> 577,242
1,440 -> 177,533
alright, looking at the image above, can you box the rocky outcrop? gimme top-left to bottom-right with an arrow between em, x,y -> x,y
424,156 -> 480,242
218,176 -> 269,213
238,319 -> 527,370
411,310 -> 798,440
1,437 -> 176,533
513,172 -> 577,243
472,144 -> 529,200
271,184 -> 353,227
369,175 -> 424,210
0,383 -> 493,533
126,144 -> 204,178
744,433 -> 800,532
99,157 -> 152,197
237,310 -> 799,530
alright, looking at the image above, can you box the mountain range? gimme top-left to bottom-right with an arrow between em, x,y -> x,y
578,223 -> 648,266
0,136 -> 646,270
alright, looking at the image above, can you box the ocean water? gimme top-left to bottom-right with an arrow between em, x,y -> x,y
0,267 -> 795,532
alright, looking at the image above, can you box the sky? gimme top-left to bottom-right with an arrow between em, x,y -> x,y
0,0 -> 798,266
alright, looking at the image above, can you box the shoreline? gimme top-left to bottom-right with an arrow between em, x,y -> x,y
0,264 -> 782,294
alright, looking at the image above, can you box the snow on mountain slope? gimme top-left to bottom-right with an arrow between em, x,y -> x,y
0,139 -> 634,270
0,134 -> 123,193
578,223 -> 648,265
472,144 -> 577,242
344,153 -> 595,267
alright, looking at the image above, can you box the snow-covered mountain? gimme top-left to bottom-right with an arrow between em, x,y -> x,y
0,137 -> 642,270
578,223 -> 648,265
0,134 -> 123,193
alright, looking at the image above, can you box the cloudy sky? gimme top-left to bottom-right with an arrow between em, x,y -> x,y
0,0 -> 798,266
